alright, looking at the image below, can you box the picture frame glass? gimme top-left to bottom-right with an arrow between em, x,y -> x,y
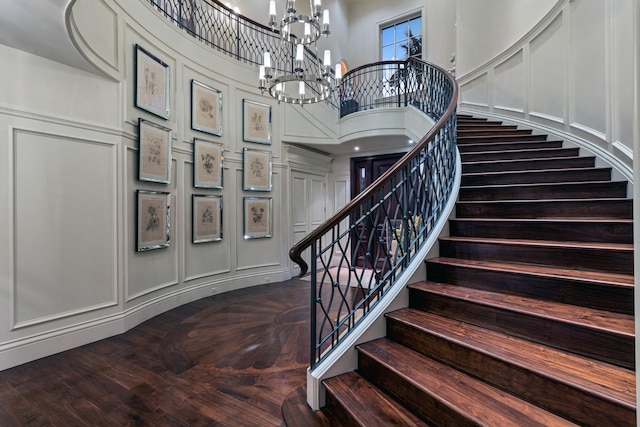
137,190 -> 170,251
139,119 -> 172,184
193,195 -> 222,243
244,197 -> 272,239
243,148 -> 272,191
194,138 -> 223,188
242,99 -> 271,144
135,45 -> 170,119
191,80 -> 222,136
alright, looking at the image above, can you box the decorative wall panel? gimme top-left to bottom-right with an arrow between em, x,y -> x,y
13,130 -> 117,327
493,50 -> 524,113
529,13 -> 565,123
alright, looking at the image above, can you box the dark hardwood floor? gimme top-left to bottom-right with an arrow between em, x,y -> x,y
0,279 -> 314,426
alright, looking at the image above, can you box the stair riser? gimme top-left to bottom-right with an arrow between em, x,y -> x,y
458,134 -> 548,144
386,318 -> 635,427
459,182 -> 628,201
457,125 -> 518,132
438,240 -> 633,275
461,148 -> 579,162
425,261 -> 633,314
458,127 -> 528,134
461,169 -> 612,186
456,200 -> 633,219
449,220 -> 633,244
324,393 -> 361,427
409,290 -> 635,369
458,141 -> 562,153
463,157 -> 595,174
357,352 -> 475,427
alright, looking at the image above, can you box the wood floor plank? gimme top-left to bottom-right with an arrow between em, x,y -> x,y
0,279 -> 313,426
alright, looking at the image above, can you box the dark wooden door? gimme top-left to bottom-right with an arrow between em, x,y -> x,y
350,153 -> 404,269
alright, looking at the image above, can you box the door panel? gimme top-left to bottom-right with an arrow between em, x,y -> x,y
350,153 -> 404,269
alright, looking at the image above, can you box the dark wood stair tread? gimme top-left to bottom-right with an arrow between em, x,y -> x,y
357,338 -> 580,427
462,156 -> 596,173
456,198 -> 633,219
386,308 -> 636,409
426,257 -> 633,288
409,281 -> 634,336
323,371 -> 432,426
440,235 -> 633,253
449,217 -> 633,243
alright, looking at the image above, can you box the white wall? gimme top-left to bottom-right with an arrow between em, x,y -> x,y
457,0 -> 635,177
456,0 -> 557,76
346,0 -> 456,70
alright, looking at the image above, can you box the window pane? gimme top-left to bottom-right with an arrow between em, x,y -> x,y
381,26 -> 394,46
409,17 -> 422,37
396,21 -> 409,41
382,45 -> 395,61
408,35 -> 422,58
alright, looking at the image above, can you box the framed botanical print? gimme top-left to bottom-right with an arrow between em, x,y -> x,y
135,44 -> 170,119
243,197 -> 272,239
138,118 -> 172,184
192,195 -> 222,243
193,138 -> 223,189
242,99 -> 271,144
191,80 -> 222,136
243,148 -> 272,191
136,190 -> 171,251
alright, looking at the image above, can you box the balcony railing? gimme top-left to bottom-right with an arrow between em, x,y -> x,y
290,58 -> 458,369
147,0 -> 339,107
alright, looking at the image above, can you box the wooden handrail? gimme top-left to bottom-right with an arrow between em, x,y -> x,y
289,58 -> 458,275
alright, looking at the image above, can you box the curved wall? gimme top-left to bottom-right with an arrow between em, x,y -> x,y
457,0 -> 635,179
0,0 -> 340,370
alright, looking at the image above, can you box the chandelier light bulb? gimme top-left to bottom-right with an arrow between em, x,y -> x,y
299,81 -> 305,96
322,9 -> 330,36
295,44 -> 304,63
263,51 -> 272,68
323,50 -> 331,67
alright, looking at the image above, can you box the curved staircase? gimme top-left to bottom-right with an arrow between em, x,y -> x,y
286,115 -> 636,426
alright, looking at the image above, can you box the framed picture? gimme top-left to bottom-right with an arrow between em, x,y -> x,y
192,195 -> 223,243
191,80 -> 222,136
193,138 -> 223,188
242,99 -> 271,144
138,118 -> 172,184
243,148 -> 272,191
243,197 -> 272,239
136,190 -> 170,251
135,44 -> 171,119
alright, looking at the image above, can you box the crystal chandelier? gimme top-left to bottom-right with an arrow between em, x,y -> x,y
259,0 -> 342,105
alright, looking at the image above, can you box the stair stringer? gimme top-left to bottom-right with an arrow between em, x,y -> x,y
306,151 -> 462,410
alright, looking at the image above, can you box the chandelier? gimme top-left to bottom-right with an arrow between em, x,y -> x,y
259,0 -> 342,105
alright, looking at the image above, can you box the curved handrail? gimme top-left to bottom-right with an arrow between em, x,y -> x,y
290,57 -> 458,368
290,59 -> 457,274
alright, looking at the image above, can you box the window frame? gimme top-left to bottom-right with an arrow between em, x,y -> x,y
379,12 -> 424,62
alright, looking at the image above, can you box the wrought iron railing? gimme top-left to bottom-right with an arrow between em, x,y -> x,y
147,0 -> 339,107
146,0 -> 458,371
338,59 -> 451,119
290,58 -> 458,369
